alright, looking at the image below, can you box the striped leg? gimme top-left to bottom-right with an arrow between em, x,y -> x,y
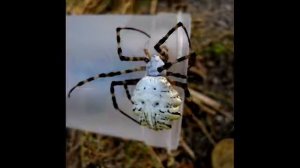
159,45 -> 169,62
166,72 -> 187,79
154,22 -> 191,53
123,81 -> 136,104
168,80 -> 199,110
67,66 -> 145,98
111,79 -> 141,125
154,22 -> 196,72
157,52 -> 196,72
169,80 -> 200,112
170,80 -> 215,144
144,49 -> 151,60
116,27 -> 151,62
169,80 -> 191,102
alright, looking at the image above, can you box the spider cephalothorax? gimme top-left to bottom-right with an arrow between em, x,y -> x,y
68,22 -> 195,131
145,54 -> 166,76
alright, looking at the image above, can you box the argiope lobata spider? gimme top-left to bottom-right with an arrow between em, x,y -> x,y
68,22 -> 196,131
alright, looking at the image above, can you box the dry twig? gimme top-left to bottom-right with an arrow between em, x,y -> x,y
180,138 -> 195,160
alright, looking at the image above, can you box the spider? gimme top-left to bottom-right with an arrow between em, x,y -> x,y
68,22 -> 196,131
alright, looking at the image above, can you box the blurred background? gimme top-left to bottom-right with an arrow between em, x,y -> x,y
66,0 -> 234,167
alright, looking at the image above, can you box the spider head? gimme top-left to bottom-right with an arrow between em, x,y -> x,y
146,54 -> 166,76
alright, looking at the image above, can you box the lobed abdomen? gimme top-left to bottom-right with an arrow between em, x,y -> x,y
131,76 -> 183,131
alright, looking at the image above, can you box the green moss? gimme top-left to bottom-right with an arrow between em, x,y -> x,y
204,42 -> 229,56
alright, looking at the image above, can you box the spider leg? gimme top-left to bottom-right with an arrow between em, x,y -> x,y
166,72 -> 187,79
153,22 -> 196,72
169,80 -> 191,102
144,49 -> 151,60
170,79 -> 216,144
123,82 -> 133,104
157,52 -> 196,72
159,45 -> 169,62
117,27 -> 151,62
160,45 -> 169,52
111,78 -> 141,125
68,66 -> 145,98
154,22 -> 191,53
168,79 -> 200,112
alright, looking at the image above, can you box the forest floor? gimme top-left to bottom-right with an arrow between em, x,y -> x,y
66,0 -> 234,168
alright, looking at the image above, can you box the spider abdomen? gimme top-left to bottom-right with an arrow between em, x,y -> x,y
131,76 -> 183,131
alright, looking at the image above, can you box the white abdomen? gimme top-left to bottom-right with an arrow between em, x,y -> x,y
131,76 -> 183,131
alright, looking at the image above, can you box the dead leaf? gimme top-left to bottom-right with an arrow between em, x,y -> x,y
212,138 -> 234,168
